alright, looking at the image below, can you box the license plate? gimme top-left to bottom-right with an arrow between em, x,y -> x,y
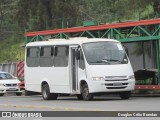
9,88 -> 16,90
113,83 -> 122,86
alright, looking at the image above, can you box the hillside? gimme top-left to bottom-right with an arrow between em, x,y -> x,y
0,0 -> 159,63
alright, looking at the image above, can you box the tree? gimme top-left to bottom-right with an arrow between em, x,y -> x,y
17,0 -> 84,31
85,0 -> 159,23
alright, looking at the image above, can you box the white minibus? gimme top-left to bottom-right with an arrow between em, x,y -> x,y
25,38 -> 135,101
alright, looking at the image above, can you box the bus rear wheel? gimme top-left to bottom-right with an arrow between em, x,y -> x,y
119,91 -> 131,100
81,84 -> 93,101
42,84 -> 58,100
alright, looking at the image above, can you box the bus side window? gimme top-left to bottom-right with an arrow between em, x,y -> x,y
26,47 -> 39,67
39,47 -> 54,67
79,49 -> 85,70
54,46 -> 69,67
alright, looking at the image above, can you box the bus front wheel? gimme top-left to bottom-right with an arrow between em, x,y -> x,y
119,91 -> 131,100
81,84 -> 93,101
42,84 -> 58,100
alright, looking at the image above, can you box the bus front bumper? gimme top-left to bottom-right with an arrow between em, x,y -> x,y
89,79 -> 135,93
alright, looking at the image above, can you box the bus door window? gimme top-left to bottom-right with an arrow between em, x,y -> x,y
79,48 -> 85,70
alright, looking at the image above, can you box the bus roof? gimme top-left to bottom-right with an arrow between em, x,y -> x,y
26,38 -> 120,47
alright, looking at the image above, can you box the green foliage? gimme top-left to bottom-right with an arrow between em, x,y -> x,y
86,0 -> 159,23
0,34 -> 24,62
17,0 -> 84,31
0,0 -> 160,62
0,0 -> 24,62
136,78 -> 153,85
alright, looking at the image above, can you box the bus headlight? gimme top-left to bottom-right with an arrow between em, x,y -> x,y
128,75 -> 135,80
92,77 -> 104,81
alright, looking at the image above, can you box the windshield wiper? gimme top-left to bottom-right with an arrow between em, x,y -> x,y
90,60 -> 110,64
102,59 -> 122,63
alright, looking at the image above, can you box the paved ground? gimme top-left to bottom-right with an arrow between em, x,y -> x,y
0,94 -> 160,119
0,94 -> 160,111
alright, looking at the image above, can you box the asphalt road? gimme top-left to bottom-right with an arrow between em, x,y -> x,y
0,94 -> 160,111
0,94 -> 160,120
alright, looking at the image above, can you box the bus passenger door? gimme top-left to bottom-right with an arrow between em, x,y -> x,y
71,47 -> 78,92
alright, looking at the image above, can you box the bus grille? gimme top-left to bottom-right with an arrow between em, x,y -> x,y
106,86 -> 127,89
105,79 -> 128,81
105,83 -> 128,89
105,83 -> 128,86
105,76 -> 128,81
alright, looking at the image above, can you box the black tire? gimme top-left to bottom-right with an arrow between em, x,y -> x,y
76,94 -> 83,100
16,93 -> 22,96
42,84 -> 58,100
81,84 -> 93,101
0,93 -> 4,96
119,91 -> 131,100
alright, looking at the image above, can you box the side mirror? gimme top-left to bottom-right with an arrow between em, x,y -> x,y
123,45 -> 129,57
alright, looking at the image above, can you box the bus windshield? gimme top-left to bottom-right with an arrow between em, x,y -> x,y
82,42 -> 128,65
